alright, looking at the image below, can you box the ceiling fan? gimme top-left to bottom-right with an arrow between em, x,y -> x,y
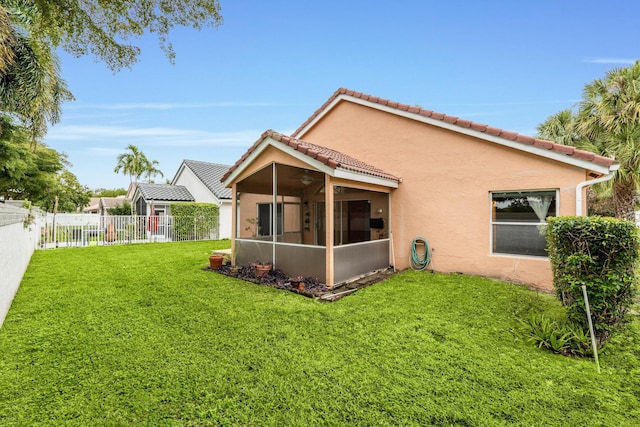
291,170 -> 323,186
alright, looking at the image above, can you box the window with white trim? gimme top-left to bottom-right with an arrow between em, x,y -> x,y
491,190 -> 557,257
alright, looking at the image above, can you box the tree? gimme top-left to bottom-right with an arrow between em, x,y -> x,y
538,111 -> 616,216
0,115 -> 67,201
93,188 -> 127,197
537,61 -> 640,221
114,144 -> 162,183
47,169 -> 92,212
114,144 -> 147,183
0,119 -> 91,212
0,116 -> 32,199
0,5 -> 73,141
1,0 -> 222,142
143,159 -> 164,183
536,109 -> 580,146
1,0 -> 223,72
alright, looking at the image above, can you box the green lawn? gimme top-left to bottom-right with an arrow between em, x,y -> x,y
1,241 -> 639,426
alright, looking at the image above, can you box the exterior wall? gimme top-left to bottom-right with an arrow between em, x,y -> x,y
0,207 -> 37,327
174,167 -> 218,203
174,166 -> 232,239
219,202 -> 232,240
237,193 -> 274,238
298,101 -> 591,290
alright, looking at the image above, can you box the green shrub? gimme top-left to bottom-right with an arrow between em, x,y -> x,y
170,202 -> 219,240
546,216 -> 640,347
109,201 -> 132,215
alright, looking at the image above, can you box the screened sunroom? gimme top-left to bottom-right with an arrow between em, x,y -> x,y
222,131 -> 400,286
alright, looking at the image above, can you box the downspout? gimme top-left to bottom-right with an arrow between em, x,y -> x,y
575,166 -> 618,216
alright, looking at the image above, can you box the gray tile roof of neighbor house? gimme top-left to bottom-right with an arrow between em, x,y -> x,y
136,183 -> 195,202
182,160 -> 232,199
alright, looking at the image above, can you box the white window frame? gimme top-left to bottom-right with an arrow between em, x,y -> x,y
490,189 -> 559,258
256,202 -> 283,237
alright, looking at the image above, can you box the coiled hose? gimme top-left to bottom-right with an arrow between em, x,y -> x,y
410,236 -> 432,270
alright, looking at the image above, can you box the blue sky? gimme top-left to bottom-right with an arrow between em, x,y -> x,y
45,0 -> 640,190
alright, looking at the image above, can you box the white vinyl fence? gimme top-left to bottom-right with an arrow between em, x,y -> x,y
37,214 -> 219,249
0,204 -> 38,327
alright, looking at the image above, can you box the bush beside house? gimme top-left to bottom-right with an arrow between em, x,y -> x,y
546,216 -> 640,348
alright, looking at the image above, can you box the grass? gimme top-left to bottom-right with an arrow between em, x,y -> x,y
1,240 -> 639,426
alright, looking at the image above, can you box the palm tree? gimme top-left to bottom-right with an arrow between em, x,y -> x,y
537,61 -> 640,221
575,61 -> 640,221
143,159 -> 163,182
536,109 -> 580,146
0,3 -> 73,142
114,144 -> 148,183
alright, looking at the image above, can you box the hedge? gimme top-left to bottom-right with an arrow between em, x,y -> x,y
546,216 -> 640,347
169,203 -> 219,240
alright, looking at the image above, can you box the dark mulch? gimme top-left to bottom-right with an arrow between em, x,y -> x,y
204,264 -> 330,298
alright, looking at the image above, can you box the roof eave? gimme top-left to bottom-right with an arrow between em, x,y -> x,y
222,135 -> 399,189
334,169 -> 399,188
170,161 -> 188,186
295,93 -> 616,175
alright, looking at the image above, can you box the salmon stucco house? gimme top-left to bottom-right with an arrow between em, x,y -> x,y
221,88 -> 618,290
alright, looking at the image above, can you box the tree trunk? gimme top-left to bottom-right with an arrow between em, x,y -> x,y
613,182 -> 636,222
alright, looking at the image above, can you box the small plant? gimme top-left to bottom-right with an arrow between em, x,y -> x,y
567,323 -> 593,357
524,314 -> 570,354
245,217 -> 260,237
22,200 -> 35,228
522,314 -> 594,357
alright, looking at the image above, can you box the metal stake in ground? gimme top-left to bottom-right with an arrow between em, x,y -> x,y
581,283 -> 601,374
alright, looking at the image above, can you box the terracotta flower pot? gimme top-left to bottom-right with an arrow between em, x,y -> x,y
209,255 -> 224,270
253,263 -> 272,278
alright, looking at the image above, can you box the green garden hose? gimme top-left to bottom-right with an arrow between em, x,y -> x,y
410,236 -> 432,270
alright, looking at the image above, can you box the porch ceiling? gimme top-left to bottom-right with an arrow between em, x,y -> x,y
236,164 -> 324,196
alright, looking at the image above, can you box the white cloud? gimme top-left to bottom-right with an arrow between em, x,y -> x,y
583,58 -> 637,65
45,125 -> 261,147
64,101 -> 299,111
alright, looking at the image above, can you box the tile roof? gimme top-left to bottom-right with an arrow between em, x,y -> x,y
136,183 -> 195,202
221,130 -> 401,184
292,88 -> 617,169
182,160 -> 232,199
99,196 -> 128,209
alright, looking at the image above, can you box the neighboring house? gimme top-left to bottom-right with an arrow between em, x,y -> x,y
131,183 -> 195,216
82,196 -> 127,215
82,197 -> 101,213
172,160 -> 232,239
222,88 -> 618,290
98,196 -> 128,215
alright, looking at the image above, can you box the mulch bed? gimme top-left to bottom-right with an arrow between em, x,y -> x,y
203,264 -> 330,298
